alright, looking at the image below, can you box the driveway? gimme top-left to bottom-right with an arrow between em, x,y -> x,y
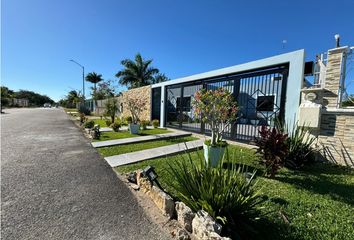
1,108 -> 171,240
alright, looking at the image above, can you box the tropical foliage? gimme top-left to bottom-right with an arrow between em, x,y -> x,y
152,73 -> 169,84
115,53 -> 168,89
167,149 -> 264,239
192,88 -> 238,146
279,122 -> 317,169
59,90 -> 81,108
256,126 -> 288,178
85,72 -> 103,113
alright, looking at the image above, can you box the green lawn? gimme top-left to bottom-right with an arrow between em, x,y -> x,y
93,119 -> 109,127
116,144 -> 354,240
98,136 -> 198,156
94,128 -> 172,142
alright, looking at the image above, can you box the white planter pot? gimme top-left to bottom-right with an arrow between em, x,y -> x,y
129,124 -> 140,134
203,143 -> 226,167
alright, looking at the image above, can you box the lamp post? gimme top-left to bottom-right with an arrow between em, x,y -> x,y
70,59 -> 85,101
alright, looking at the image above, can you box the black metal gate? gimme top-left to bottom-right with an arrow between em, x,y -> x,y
163,64 -> 289,142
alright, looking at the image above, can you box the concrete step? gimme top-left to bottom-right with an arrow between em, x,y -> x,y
104,140 -> 203,167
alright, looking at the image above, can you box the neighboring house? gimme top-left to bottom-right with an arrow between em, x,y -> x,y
12,98 -> 29,107
92,44 -> 354,167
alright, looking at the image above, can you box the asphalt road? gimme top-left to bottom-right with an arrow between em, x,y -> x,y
1,108 -> 171,240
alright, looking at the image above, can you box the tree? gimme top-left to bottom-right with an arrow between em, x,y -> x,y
59,90 -> 81,108
115,53 -> 159,89
342,94 -> 354,107
104,97 -> 120,123
86,72 -> 103,113
153,73 -> 169,84
1,86 -> 13,112
94,80 -> 116,100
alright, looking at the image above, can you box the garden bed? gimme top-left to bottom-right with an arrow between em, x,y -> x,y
115,144 -> 354,240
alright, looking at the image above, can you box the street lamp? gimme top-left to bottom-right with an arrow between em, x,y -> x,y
69,59 -> 85,100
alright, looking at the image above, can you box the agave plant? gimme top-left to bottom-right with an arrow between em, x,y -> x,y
282,122 -> 317,169
167,148 -> 265,239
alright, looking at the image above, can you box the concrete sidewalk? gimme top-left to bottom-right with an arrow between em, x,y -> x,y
92,132 -> 192,148
105,140 -> 203,167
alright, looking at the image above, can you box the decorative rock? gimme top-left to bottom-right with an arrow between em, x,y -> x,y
176,202 -> 195,232
172,228 -> 191,240
129,183 -> 140,191
192,210 -> 224,240
147,186 -> 175,219
136,169 -> 145,186
139,177 -> 152,193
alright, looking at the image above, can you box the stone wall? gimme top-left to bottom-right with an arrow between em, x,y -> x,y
94,86 -> 151,121
322,47 -> 346,108
120,85 -> 151,121
299,46 -> 354,167
318,110 -> 354,166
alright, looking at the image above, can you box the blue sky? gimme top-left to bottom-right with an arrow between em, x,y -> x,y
2,0 -> 354,101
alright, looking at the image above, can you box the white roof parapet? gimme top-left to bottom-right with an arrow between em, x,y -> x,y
152,49 -> 305,88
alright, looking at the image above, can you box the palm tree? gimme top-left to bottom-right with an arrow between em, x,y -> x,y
153,73 -> 169,84
115,53 -> 159,89
85,72 -> 103,113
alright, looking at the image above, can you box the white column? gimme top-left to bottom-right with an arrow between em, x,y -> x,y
160,85 -> 165,128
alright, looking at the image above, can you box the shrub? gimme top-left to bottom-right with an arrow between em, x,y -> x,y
83,120 -> 95,129
192,88 -> 238,146
255,126 -> 288,178
78,105 -> 91,115
111,122 -> 121,132
105,119 -> 112,127
152,119 -> 159,128
167,149 -> 264,239
104,97 -> 119,123
79,113 -> 85,124
140,120 -> 150,130
283,123 -> 316,169
125,116 -> 133,124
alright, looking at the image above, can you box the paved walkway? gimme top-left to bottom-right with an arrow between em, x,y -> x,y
105,140 -> 204,167
99,126 -> 156,132
1,108 -> 171,240
92,132 -> 192,148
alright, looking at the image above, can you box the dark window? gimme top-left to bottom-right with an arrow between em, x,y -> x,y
176,97 -> 191,112
256,95 -> 275,111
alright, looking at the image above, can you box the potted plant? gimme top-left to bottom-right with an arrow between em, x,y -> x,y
124,94 -> 146,134
192,88 -> 238,166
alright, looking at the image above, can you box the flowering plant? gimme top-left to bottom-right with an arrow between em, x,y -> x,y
124,94 -> 147,124
192,88 -> 238,146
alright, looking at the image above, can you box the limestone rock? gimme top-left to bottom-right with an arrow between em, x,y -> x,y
147,186 -> 175,218
171,228 -> 191,240
192,210 -> 225,240
139,177 -> 152,193
176,201 -> 195,232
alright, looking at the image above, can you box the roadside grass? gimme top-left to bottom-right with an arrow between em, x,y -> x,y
98,136 -> 198,157
115,144 -> 354,240
64,108 -> 77,112
94,129 -> 172,141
